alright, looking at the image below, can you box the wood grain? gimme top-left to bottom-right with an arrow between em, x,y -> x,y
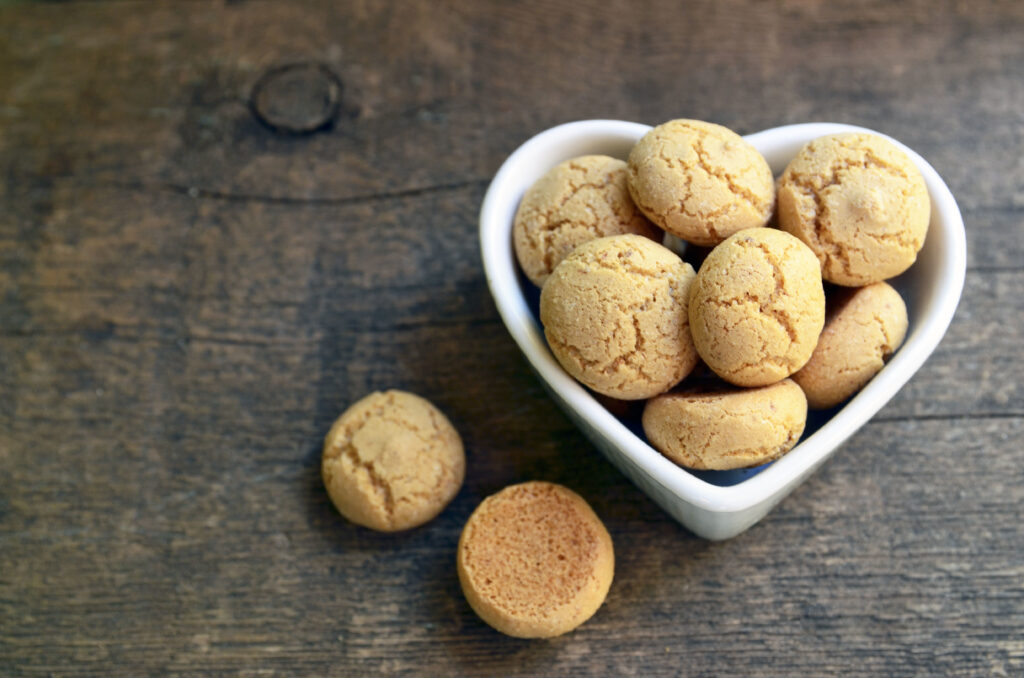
2,1 -> 1022,676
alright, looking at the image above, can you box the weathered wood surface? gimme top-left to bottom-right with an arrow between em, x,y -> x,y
1,1 -> 1022,675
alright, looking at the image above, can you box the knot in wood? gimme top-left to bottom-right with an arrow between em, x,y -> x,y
249,62 -> 342,135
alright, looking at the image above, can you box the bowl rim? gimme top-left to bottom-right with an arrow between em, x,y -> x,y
480,119 -> 966,514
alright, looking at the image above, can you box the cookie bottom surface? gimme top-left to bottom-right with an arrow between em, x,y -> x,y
456,482 -> 614,638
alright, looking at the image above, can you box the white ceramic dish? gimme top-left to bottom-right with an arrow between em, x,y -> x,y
479,120 -> 965,540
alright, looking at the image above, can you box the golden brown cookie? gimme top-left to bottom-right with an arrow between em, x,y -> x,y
689,228 -> 825,387
456,482 -> 614,638
777,133 -> 930,286
321,390 -> 464,532
793,282 -> 909,409
540,234 -> 699,399
513,155 -> 660,287
627,119 -> 775,246
642,379 -> 807,470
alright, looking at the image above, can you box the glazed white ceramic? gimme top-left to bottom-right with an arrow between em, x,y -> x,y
479,120 -> 965,540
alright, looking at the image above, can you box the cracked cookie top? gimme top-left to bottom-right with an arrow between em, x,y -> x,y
513,155 -> 660,287
627,119 -> 775,247
793,281 -> 909,409
321,390 -> 465,531
539,234 -> 699,400
689,228 -> 825,387
777,133 -> 930,286
642,378 -> 807,471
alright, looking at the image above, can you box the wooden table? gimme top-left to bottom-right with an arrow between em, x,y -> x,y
2,2 -> 1022,675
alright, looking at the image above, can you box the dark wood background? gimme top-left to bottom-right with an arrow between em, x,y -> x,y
2,1 -> 1022,675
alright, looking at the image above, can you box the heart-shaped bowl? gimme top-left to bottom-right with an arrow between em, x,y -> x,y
479,120 -> 965,540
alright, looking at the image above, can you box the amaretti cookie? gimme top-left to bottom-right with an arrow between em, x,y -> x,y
513,155 -> 660,287
321,390 -> 465,532
793,281 -> 909,409
643,379 -> 807,470
456,482 -> 614,638
540,234 -> 699,399
688,228 -> 825,387
777,133 -> 930,286
627,119 -> 775,246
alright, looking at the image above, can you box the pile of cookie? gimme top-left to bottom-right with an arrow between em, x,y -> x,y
318,119 -> 930,641
523,119 -> 927,470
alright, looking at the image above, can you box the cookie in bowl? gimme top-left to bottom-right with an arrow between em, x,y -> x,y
627,119 -> 775,246
513,155 -> 660,287
688,228 -> 825,387
777,133 -> 930,286
540,234 -> 699,400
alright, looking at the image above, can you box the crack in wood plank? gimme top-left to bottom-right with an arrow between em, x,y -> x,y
107,178 -> 488,206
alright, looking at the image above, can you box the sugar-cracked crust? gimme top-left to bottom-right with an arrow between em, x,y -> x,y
539,234 -> 699,400
689,228 -> 825,387
793,281 -> 909,409
513,155 -> 660,287
321,390 -> 465,532
642,379 -> 807,470
456,481 -> 614,638
777,132 -> 930,286
627,119 -> 775,246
